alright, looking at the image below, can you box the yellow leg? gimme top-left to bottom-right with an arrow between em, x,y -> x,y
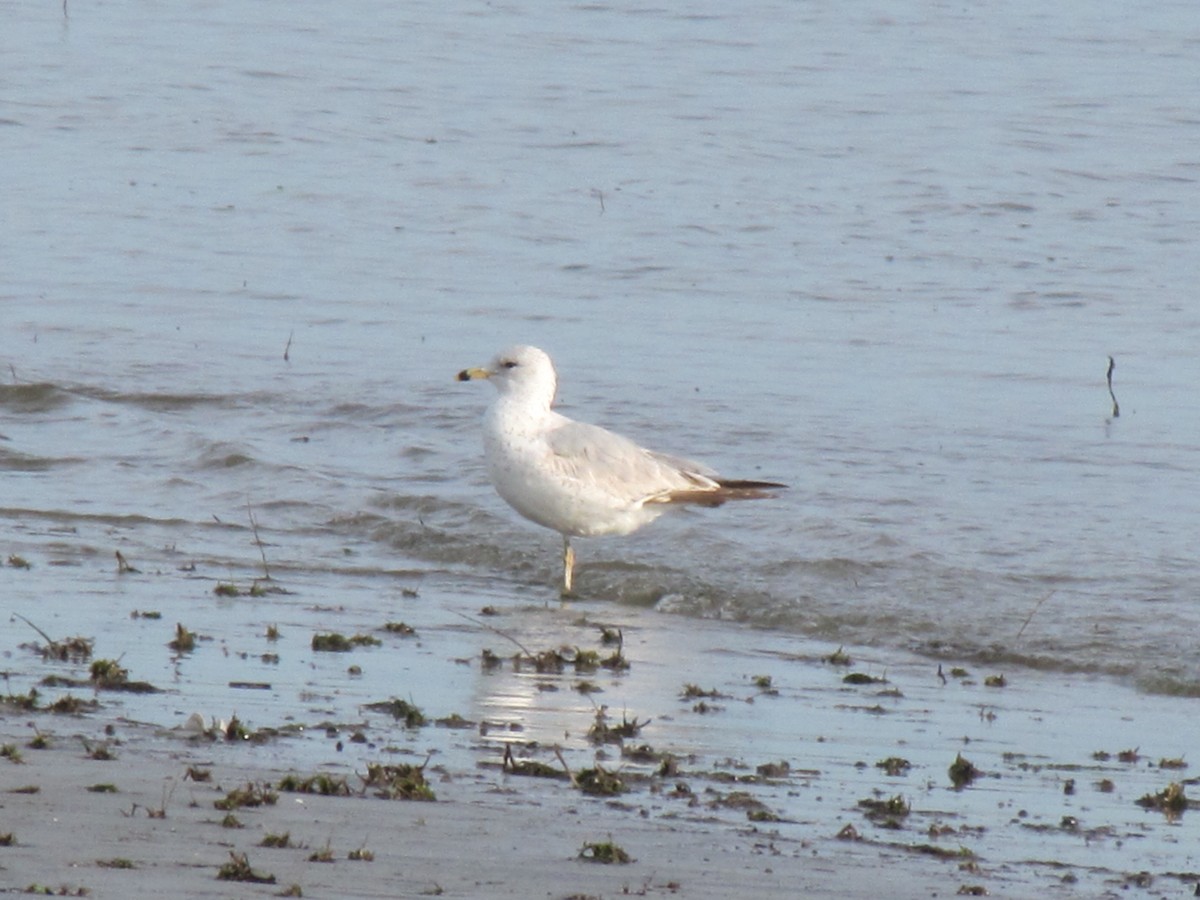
561,536 -> 576,597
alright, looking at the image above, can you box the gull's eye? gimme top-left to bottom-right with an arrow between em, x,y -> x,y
502,360 -> 518,369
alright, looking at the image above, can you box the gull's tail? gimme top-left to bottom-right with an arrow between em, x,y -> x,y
660,478 -> 786,508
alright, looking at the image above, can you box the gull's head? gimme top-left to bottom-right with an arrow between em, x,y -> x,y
457,345 -> 558,405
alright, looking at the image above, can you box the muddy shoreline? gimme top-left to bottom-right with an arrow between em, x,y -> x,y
2,552 -> 1199,898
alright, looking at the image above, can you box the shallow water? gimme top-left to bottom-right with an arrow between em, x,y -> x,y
3,0 -> 1200,699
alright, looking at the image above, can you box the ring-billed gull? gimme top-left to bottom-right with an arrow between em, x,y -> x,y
458,345 -> 785,594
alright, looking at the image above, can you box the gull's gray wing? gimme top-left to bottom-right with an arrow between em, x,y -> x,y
542,418 -> 717,503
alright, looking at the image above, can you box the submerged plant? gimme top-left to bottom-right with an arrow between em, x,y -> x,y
578,840 -> 632,864
216,851 -> 275,884
312,632 -> 380,652
277,773 -> 352,796
213,782 -> 278,811
364,698 -> 426,727
362,762 -> 435,801
949,753 -> 981,789
1136,782 -> 1189,817
168,623 -> 196,653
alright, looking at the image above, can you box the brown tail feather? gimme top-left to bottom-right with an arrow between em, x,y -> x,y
716,479 -> 787,491
661,479 -> 786,508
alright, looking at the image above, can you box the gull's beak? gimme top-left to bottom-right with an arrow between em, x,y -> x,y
457,366 -> 492,382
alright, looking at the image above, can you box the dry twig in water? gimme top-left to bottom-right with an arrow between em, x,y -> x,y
1106,356 -> 1120,418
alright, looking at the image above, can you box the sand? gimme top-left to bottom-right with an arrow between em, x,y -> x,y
2,563 -> 1198,899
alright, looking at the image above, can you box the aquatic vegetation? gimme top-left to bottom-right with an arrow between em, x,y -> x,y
364,698 -> 426,727
876,757 -> 912,777
383,621 -> 416,636
42,663 -> 159,694
89,659 -> 127,686
843,672 -> 887,685
216,851 -> 275,884
587,707 -> 650,745
907,843 -> 976,860
47,694 -> 99,714
858,794 -> 911,827
1136,782 -> 1189,817
277,772 -> 352,796
576,766 -> 626,796
312,632 -> 381,651
308,841 -> 335,863
434,712 -> 474,729
168,623 -> 196,653
949,753 -> 981,789
213,782 -> 278,811
578,840 -> 632,864
680,683 -> 725,700
747,808 -> 781,822
708,789 -> 777,822
96,858 -> 136,869
85,742 -> 116,761
600,647 -> 630,672
35,631 -> 93,662
755,760 -> 791,779
3,688 -> 39,711
362,762 -> 436,801
825,646 -> 852,666
572,648 -> 601,672
260,832 -> 291,848
501,744 -> 569,780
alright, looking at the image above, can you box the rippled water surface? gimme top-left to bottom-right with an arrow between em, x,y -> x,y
3,0 -> 1200,695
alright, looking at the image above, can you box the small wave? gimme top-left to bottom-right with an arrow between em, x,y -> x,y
196,448 -> 257,469
81,387 -> 277,412
0,448 -> 84,472
0,380 -> 282,415
1134,675 -> 1200,699
0,506 -> 201,530
0,382 -> 74,413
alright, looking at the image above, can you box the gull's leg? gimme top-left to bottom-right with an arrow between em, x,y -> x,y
561,535 -> 576,597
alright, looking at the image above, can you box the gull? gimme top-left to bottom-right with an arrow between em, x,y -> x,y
457,345 -> 785,594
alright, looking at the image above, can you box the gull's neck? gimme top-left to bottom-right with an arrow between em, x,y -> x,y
487,377 -> 556,434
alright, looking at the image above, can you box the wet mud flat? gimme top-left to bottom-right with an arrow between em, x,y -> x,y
1,549 -> 1198,898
